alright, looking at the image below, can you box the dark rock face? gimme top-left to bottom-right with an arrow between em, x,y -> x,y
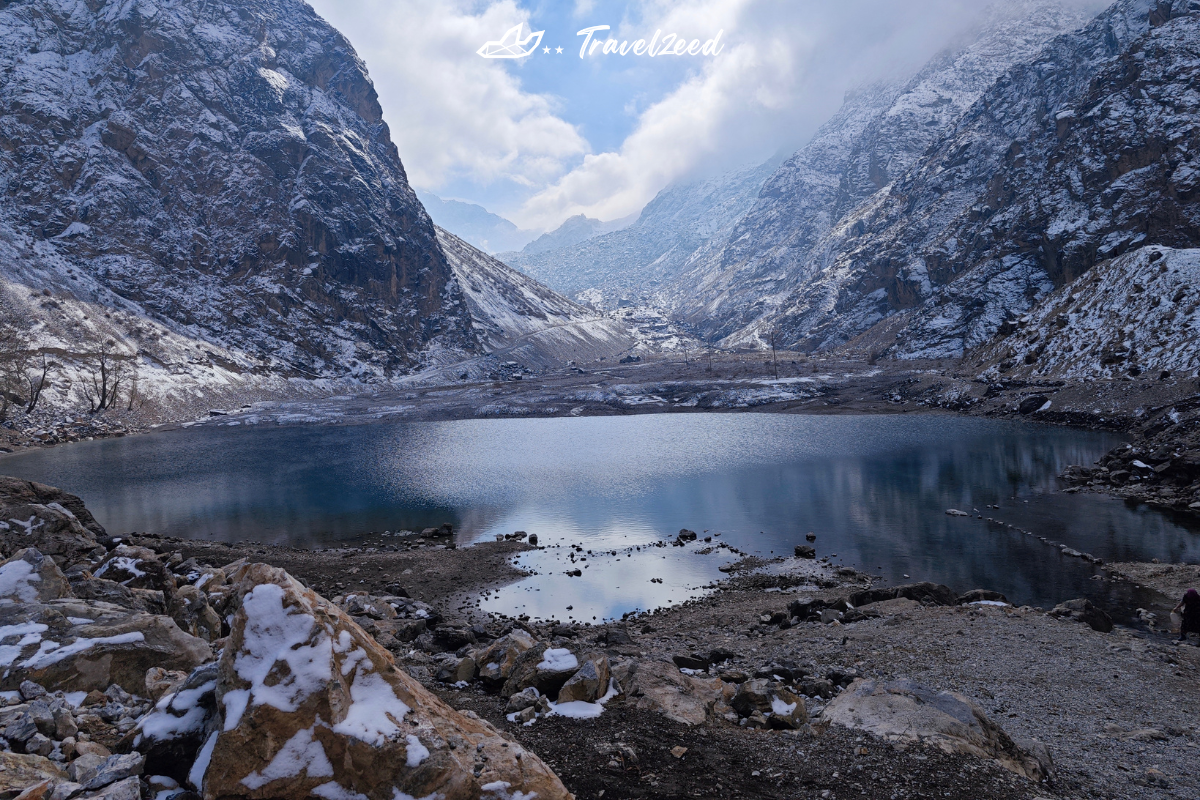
0,0 -> 470,374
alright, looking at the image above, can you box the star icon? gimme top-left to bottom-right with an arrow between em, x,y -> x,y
556,46 -> 563,54
543,46 -> 550,54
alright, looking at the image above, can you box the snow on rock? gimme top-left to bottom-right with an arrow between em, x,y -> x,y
0,548 -> 72,605
199,563 -> 569,800
972,246 -> 1200,380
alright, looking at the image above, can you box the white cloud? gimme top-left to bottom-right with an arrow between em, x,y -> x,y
306,0 -> 588,192
512,0 -> 1106,229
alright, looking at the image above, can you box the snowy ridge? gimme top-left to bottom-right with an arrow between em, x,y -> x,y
972,246 -> 1200,380
504,161 -> 775,308
666,0 -> 1102,345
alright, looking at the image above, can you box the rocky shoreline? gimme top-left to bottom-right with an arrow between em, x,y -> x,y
0,476 -> 1196,800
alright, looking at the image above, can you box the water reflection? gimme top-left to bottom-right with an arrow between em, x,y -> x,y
1,413 -> 1196,619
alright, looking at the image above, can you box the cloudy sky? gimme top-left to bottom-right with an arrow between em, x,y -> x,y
306,0 -> 1098,232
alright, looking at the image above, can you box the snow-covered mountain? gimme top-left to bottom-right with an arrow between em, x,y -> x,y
417,192 -> 536,255
0,0 -> 620,409
675,0 -> 1200,362
504,161 -> 775,308
664,0 -> 1107,348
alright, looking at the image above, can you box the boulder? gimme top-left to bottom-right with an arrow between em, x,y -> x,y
556,654 -> 611,704
0,752 -> 67,794
93,546 -> 177,595
130,663 -> 220,785
611,659 -> 734,726
145,667 -> 189,700
168,585 -> 223,642
476,631 -> 536,686
0,477 -> 103,567
79,776 -> 140,800
793,545 -> 816,559
1018,395 -> 1050,415
195,564 -> 569,800
67,574 -> 166,615
848,582 -> 957,608
1049,598 -> 1113,632
823,679 -> 1047,780
0,598 -> 211,694
0,548 -> 73,604
500,645 -> 581,699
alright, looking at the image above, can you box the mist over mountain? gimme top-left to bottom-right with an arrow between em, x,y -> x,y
417,192 -> 537,255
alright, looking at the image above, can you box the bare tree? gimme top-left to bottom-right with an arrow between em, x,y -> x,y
25,353 -> 50,414
768,327 -> 780,380
82,339 -> 125,413
0,321 -> 27,421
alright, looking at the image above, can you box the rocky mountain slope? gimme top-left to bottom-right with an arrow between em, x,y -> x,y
663,0 -> 1106,347
684,0 -> 1200,364
0,0 -> 618,414
417,191 -> 536,255
504,161 -> 775,308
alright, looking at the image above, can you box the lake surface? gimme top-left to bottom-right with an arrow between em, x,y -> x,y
2,413 -> 1197,622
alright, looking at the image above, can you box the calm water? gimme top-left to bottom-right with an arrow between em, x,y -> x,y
2,413 -> 1197,621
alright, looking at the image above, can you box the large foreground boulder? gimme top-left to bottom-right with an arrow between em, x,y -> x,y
823,679 -> 1047,781
610,659 -> 734,726
0,548 -> 73,604
195,564 -> 569,800
0,478 -> 104,567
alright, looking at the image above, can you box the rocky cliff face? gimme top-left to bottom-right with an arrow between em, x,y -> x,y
662,0 -> 1109,346
0,0 -> 618,411
506,161 -> 775,308
0,0 -> 474,378
692,0 -> 1200,361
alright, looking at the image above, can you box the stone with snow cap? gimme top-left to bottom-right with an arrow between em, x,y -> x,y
0,597 -> 211,694
0,477 -> 104,567
93,545 -> 177,595
0,548 -> 73,605
198,563 -> 569,800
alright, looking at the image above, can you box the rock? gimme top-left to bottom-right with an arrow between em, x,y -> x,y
79,776 -> 140,800
0,597 -> 212,694
0,549 -> 73,604
945,509 -> 970,517
73,741 -> 111,759
475,631 -> 536,686
69,753 -> 109,783
731,679 -> 773,717
1019,395 -> 1050,415
25,732 -> 54,756
823,679 -> 1047,780
53,706 -> 78,739
0,478 -> 105,567
67,575 -> 166,615
13,778 -> 53,800
671,654 -> 708,671
503,688 -> 541,714
793,545 -> 816,559
766,686 -> 808,730
47,782 -> 82,800
556,655 -> 612,704
167,586 -> 222,642
93,546 -> 177,595
787,597 -> 827,620
197,563 -> 568,800
819,608 -> 843,624
611,659 -> 734,726
0,752 -> 67,794
19,680 -> 47,700
527,534 -> 538,546
81,753 -> 144,790
957,590 -> 1008,605
433,626 -> 477,650
130,663 -> 219,785
500,645 -> 581,699
144,667 -> 189,700
1049,598 -> 1113,632
849,582 -> 957,608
